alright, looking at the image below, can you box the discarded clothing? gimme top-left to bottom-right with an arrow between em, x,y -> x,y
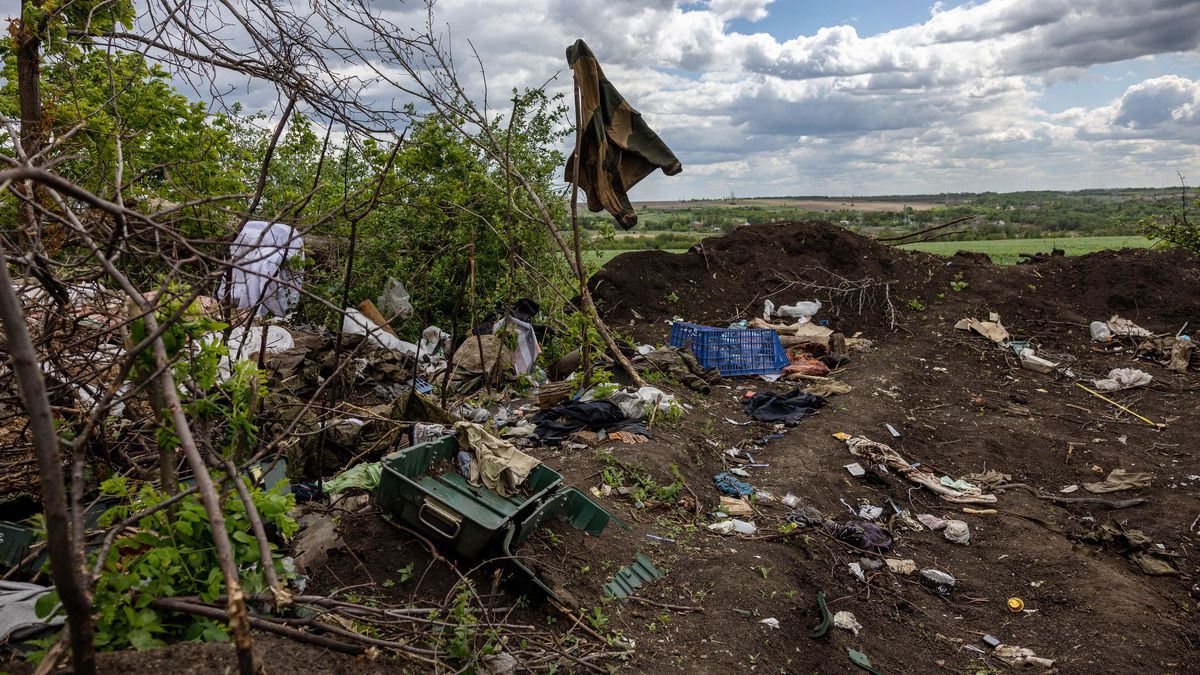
963,470 -> 1012,489
324,462 -> 383,494
1082,521 -> 1179,575
742,389 -> 826,425
1092,367 -> 1152,392
447,335 -> 514,394
0,582 -> 64,641
1083,468 -> 1152,493
342,308 -> 419,355
802,380 -> 852,398
631,347 -> 720,393
713,472 -> 754,497
220,220 -> 304,316
782,357 -> 831,378
454,421 -> 541,497
1136,336 -> 1197,373
825,520 -> 893,554
846,437 -> 997,504
564,39 -> 682,229
531,400 -> 628,444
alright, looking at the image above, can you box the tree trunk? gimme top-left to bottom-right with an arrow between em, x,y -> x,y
0,248 -> 96,675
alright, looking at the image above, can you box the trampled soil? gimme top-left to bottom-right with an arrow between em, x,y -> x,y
8,221 -> 1199,673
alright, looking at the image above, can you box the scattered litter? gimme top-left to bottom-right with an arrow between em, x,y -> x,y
707,520 -> 735,535
1090,321 -> 1112,341
917,513 -> 948,530
885,423 -> 901,437
919,568 -> 956,595
759,617 -> 780,629
955,317 -> 1010,343
993,644 -> 1056,669
1083,521 -> 1179,575
773,299 -> 821,323
857,504 -> 884,520
730,520 -> 757,535
1106,315 -> 1151,338
832,432 -> 852,441
848,562 -> 865,582
220,220 -> 304,316
1007,597 -> 1025,612
943,519 -> 971,544
846,437 -> 998,504
781,492 -> 801,508
982,634 -> 1002,649
844,462 -> 866,477
719,496 -> 753,516
645,534 -> 675,544
885,558 -> 917,575
324,461 -> 383,494
1083,468 -> 1153,493
939,476 -> 976,491
847,647 -> 881,675
833,611 -> 862,636
713,472 -> 754,496
723,417 -> 752,426
1019,349 -> 1058,374
1091,367 -> 1152,392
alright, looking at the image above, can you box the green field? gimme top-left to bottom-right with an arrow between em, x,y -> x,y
584,234 -> 1158,269
901,235 -> 1156,264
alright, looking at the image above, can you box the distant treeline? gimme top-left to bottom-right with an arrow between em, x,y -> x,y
569,187 -> 1186,244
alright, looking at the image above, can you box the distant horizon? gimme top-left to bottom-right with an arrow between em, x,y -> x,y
630,184 -> 1191,204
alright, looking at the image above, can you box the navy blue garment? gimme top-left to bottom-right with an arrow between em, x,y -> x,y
532,400 -> 627,443
741,389 -> 826,425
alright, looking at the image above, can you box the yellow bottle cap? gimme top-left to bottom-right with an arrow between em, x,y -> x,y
1007,597 -> 1025,612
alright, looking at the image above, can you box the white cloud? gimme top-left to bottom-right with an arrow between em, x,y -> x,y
144,0 -> 1200,197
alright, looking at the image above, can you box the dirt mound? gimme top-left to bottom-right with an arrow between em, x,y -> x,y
590,221 -> 943,341
591,222 -> 1200,343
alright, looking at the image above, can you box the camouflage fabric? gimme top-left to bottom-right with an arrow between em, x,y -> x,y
565,39 -> 682,230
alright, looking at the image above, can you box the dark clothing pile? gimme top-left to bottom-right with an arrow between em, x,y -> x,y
742,389 -> 826,425
787,506 -> 893,554
531,400 -> 648,444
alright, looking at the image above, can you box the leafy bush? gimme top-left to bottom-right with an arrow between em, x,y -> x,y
37,477 -> 297,652
1139,185 -> 1198,255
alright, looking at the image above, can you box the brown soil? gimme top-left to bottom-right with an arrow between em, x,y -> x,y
8,221 -> 1199,673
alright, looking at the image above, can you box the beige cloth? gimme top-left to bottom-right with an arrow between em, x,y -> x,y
954,318 -> 1010,343
802,380 -> 852,397
846,437 -> 998,504
1083,468 -> 1152,494
454,421 -> 540,497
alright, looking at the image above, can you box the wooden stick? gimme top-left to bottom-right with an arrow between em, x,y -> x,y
1074,383 -> 1163,428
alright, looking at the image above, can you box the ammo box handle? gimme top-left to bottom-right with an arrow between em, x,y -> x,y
418,499 -> 462,539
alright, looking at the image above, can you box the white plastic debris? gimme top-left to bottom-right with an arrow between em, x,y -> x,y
759,617 -> 780,629
848,562 -> 865,582
220,220 -> 304,317
781,492 -> 800,508
917,513 -> 948,530
341,308 -> 418,355
857,504 -> 884,520
833,611 -> 862,636
885,558 -> 917,575
376,277 -> 413,321
762,300 -> 775,321
730,519 -> 757,535
1019,349 -> 1058,374
775,300 -> 822,324
637,344 -> 655,355
1090,321 -> 1112,341
1092,367 -> 1152,392
943,519 -> 971,545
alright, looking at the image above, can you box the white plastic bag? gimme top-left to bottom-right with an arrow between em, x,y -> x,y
341,308 -> 418,355
377,277 -> 413,321
776,300 -> 822,324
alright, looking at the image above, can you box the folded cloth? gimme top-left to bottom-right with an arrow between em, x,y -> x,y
454,421 -> 541,497
0,582 -> 64,641
1083,468 -> 1152,493
742,389 -> 826,425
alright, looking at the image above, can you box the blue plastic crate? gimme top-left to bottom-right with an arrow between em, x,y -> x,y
669,322 -> 789,376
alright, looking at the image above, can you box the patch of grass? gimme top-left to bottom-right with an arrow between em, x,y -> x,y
901,235 -> 1154,264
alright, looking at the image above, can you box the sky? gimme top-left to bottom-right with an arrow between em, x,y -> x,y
373,0 -> 1200,200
